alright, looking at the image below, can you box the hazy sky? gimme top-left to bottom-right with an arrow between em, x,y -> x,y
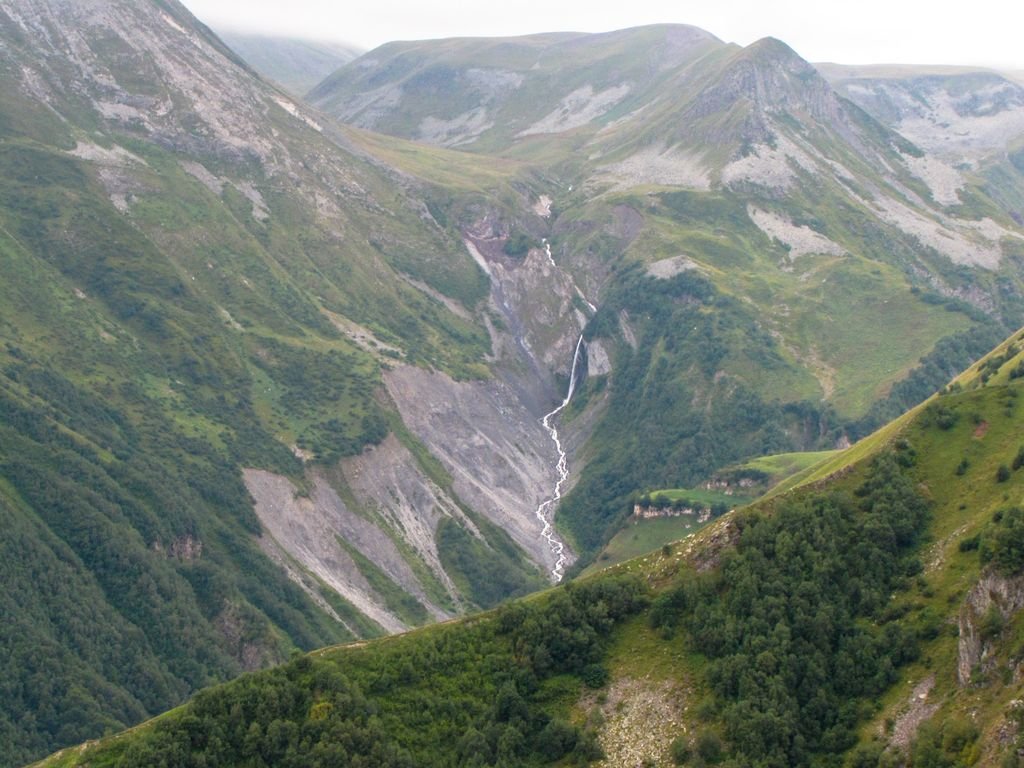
180,0 -> 1024,70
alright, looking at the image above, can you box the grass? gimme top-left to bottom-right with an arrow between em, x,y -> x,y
739,449 -> 841,480
611,184 -> 974,420
644,488 -> 752,507
602,614 -> 700,683
343,126 -> 524,192
842,374 -> 1024,764
583,516 -> 711,576
774,326 -> 1024,498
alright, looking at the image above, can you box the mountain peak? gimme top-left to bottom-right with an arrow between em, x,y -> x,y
682,33 -> 841,143
743,35 -> 804,61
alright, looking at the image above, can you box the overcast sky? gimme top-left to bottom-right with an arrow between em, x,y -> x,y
180,0 -> 1024,70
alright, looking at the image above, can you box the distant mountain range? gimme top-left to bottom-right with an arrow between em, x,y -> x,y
216,30 -> 361,95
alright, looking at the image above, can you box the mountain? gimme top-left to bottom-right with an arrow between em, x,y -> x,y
35,325 -> 1024,767
819,63 -> 1024,222
216,31 -> 361,96
8,7 -> 1024,765
313,26 -> 1024,555
308,24 -> 723,151
817,63 -> 1024,160
0,1 -> 553,763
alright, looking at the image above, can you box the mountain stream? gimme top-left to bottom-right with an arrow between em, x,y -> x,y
534,241 -> 590,581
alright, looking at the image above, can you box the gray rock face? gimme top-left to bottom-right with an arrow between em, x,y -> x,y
825,68 -> 1024,161
342,434 -> 471,603
384,364 -> 565,571
958,569 -> 1024,685
687,37 -> 845,145
1,0 -> 280,161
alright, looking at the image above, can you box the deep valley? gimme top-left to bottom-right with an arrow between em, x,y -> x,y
3,1 -> 1024,766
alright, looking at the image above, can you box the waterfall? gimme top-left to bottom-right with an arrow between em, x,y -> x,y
535,333 -> 586,581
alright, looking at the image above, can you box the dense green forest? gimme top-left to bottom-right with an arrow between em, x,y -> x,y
0,360 -> 356,766
558,258 -> 1012,563
652,452 -> 929,766
559,266 -> 822,557
41,577 -> 646,767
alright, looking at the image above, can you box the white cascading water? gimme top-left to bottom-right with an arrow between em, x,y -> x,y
532,237 -> 589,581
535,332 -> 586,582
533,238 -> 596,581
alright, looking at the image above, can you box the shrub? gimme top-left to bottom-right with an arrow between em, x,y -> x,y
959,534 -> 980,552
1013,447 -> 1024,471
503,232 -> 535,258
696,731 -> 724,764
581,664 -> 609,689
980,604 -> 1005,641
670,736 -> 691,764
982,507 -> 1024,575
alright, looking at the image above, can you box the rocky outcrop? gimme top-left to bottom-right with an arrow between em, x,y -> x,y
151,534 -> 203,561
633,504 -> 714,523
384,365 -> 566,571
214,601 -> 279,672
958,569 -> 1024,685
693,518 -> 741,573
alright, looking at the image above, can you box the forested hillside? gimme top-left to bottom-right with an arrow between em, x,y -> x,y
38,329 -> 1024,767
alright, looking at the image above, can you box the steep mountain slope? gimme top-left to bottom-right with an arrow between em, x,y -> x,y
819,64 -> 1024,163
821,64 -> 1024,224
35,327 -> 1024,768
0,2 -> 560,764
216,31 -> 360,96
